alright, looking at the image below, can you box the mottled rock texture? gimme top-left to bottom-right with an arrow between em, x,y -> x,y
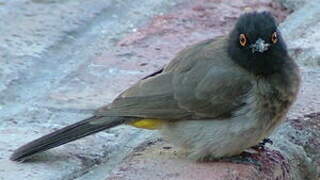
1,0 -> 319,179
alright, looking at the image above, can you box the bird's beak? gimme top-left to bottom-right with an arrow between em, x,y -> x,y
250,38 -> 270,53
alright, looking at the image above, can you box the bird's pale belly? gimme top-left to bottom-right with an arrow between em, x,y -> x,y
160,113 -> 284,161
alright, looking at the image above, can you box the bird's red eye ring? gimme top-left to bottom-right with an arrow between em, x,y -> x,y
239,34 -> 247,47
271,32 -> 278,44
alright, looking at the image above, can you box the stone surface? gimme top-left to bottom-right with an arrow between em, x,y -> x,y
275,0 -> 308,10
107,140 -> 292,180
1,0 -> 319,180
280,0 -> 320,68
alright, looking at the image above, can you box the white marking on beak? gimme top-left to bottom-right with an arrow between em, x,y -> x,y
250,38 -> 270,53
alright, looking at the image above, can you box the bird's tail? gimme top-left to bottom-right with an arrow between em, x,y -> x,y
10,116 -> 131,161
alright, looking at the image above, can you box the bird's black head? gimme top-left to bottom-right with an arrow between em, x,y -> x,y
228,11 -> 288,76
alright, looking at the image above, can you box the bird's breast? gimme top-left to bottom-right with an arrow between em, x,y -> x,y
250,75 -> 299,138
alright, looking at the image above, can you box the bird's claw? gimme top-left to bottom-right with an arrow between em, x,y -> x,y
252,138 -> 273,151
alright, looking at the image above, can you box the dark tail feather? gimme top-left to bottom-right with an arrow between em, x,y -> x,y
10,116 -> 127,161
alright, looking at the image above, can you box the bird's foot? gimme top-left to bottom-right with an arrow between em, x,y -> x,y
251,138 -> 273,151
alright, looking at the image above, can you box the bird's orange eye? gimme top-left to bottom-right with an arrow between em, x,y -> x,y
239,34 -> 247,47
271,32 -> 278,44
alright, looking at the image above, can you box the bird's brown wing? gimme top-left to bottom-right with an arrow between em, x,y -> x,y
95,37 -> 252,120
9,37 -> 251,161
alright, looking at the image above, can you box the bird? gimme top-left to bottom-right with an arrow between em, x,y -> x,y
10,11 -> 300,162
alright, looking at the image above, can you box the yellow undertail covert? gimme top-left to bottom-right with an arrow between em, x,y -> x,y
128,119 -> 165,130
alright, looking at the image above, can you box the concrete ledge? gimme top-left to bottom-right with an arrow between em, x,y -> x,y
107,140 -> 291,180
1,0 -> 320,179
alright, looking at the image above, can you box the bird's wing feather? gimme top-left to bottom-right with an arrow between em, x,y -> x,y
95,37 -> 252,120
